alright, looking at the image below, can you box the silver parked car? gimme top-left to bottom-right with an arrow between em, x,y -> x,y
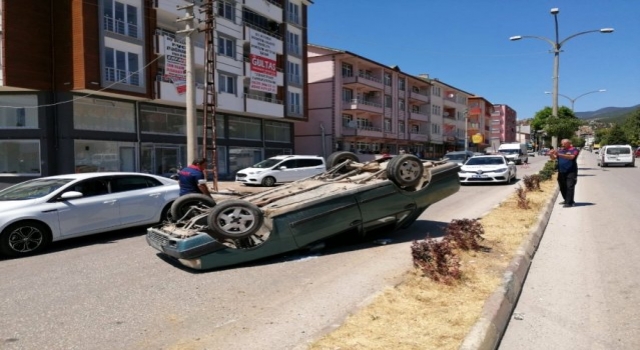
0,172 -> 180,257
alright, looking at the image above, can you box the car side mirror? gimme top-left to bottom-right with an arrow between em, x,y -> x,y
279,166 -> 287,170
59,191 -> 83,200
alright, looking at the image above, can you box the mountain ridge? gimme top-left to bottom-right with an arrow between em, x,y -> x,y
574,104 -> 640,120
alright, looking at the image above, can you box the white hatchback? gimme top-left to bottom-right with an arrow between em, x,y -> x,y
235,155 -> 326,187
0,172 -> 179,257
599,145 -> 635,167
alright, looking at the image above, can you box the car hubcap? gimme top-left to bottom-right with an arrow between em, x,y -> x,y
398,160 -> 421,181
8,226 -> 43,253
217,207 -> 256,234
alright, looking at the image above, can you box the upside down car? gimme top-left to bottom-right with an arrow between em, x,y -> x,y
146,152 -> 461,270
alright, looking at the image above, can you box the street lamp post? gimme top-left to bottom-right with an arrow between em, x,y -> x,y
464,109 -> 469,152
544,89 -> 606,112
509,7 -> 613,148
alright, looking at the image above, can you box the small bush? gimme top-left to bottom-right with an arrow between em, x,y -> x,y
411,238 -> 461,284
515,186 -> 530,209
444,218 -> 485,251
522,174 -> 541,191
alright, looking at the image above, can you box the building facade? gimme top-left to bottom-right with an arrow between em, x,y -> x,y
489,104 -> 517,151
0,0 -> 311,188
296,45 -> 472,159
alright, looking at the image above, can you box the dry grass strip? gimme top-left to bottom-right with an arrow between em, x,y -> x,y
308,178 -> 557,350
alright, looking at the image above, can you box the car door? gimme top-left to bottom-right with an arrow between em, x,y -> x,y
355,182 -> 416,234
56,177 -> 121,237
276,159 -> 299,182
110,175 -> 166,226
297,158 -> 326,178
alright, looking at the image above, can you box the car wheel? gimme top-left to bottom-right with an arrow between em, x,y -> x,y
261,176 -> 276,187
326,151 -> 360,172
160,203 -> 173,223
207,199 -> 263,240
386,154 -> 424,187
0,221 -> 51,258
170,194 -> 217,222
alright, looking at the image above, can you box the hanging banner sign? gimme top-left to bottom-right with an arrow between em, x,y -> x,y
163,35 -> 187,95
249,29 -> 278,94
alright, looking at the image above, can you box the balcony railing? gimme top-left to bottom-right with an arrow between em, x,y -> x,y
288,105 -> 302,115
344,98 -> 383,109
104,16 -> 138,39
244,22 -> 282,40
245,93 -> 283,105
342,121 -> 382,132
287,43 -> 301,56
105,67 -> 140,86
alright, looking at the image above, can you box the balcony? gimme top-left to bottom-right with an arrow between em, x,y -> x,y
342,72 -> 383,90
245,0 -> 283,22
244,22 -> 283,42
408,90 -> 429,103
409,132 -> 429,142
155,80 -> 204,105
341,124 -> 383,138
245,94 -> 284,118
342,98 -> 383,114
408,110 -> 429,122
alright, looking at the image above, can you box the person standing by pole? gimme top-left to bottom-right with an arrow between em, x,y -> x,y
178,158 -> 212,197
549,139 -> 579,207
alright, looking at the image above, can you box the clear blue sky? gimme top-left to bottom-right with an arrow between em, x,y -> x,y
307,0 -> 640,119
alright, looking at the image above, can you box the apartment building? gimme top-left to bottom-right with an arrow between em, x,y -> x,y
296,44 -> 472,159
490,104 -> 518,151
0,0 -> 310,188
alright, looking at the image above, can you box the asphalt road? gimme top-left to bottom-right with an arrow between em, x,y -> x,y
499,152 -> 640,349
0,156 -> 547,350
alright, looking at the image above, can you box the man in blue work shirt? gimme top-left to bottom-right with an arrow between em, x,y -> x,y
178,158 -> 212,197
549,139 -> 579,208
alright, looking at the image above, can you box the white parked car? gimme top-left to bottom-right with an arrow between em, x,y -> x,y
458,155 -> 517,185
235,155 -> 326,187
0,172 -> 180,257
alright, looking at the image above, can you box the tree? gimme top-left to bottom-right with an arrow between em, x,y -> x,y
622,109 -> 640,146
531,106 -> 581,142
602,124 -> 628,145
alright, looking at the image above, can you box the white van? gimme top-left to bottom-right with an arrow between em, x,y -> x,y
599,145 -> 635,167
235,155 -> 326,187
497,143 -> 528,165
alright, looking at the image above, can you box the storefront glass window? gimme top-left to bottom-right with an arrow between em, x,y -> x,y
0,140 -> 40,175
74,140 -> 136,173
0,95 -> 38,128
73,98 -> 135,132
264,120 -> 291,142
228,117 -> 261,140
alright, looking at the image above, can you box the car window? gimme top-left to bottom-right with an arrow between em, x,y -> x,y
279,160 -> 298,169
111,176 -> 162,193
606,147 -> 630,155
297,159 -> 323,167
446,153 -> 467,160
71,178 -> 110,198
0,178 -> 73,200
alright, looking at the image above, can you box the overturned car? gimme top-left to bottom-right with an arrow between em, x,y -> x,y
146,152 -> 461,270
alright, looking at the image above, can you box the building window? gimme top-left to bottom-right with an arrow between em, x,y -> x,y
342,63 -> 353,77
287,2 -> 300,24
288,92 -> 301,115
399,99 -> 405,111
384,95 -> 392,108
399,121 -> 405,133
431,123 -> 440,134
342,114 -> 353,127
0,95 -> 38,128
265,120 -> 291,142
74,140 -> 136,173
0,140 -> 40,175
287,31 -> 300,56
219,74 -> 236,94
218,36 -> 235,58
384,119 -> 392,132
217,0 -> 235,21
73,98 -> 135,132
342,88 -> 353,102
411,125 -> 419,133
384,73 -> 392,86
398,78 -> 405,91
287,61 -> 301,85
103,0 -> 138,39
432,86 -> 441,97
229,116 -> 261,140
432,105 -> 441,116
104,47 -> 140,86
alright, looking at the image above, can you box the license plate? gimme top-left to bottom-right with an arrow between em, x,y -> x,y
472,174 -> 488,178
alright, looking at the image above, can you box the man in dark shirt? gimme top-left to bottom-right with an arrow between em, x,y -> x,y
178,158 -> 212,197
549,139 -> 579,208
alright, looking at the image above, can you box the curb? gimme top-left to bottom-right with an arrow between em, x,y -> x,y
459,185 -> 560,350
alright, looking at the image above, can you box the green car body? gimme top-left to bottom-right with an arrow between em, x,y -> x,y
147,155 -> 460,270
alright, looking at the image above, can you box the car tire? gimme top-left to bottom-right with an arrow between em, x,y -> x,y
207,199 -> 263,240
261,176 -> 276,187
170,194 -> 216,222
326,151 -> 360,171
386,154 -> 424,187
0,221 -> 51,258
160,203 -> 173,223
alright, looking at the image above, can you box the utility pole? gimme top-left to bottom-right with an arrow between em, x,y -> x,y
176,2 -> 198,165
200,0 -> 218,191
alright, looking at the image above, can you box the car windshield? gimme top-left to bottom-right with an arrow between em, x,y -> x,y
465,157 -> 505,166
499,149 -> 519,154
0,178 -> 73,201
446,153 -> 467,160
251,158 -> 283,168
